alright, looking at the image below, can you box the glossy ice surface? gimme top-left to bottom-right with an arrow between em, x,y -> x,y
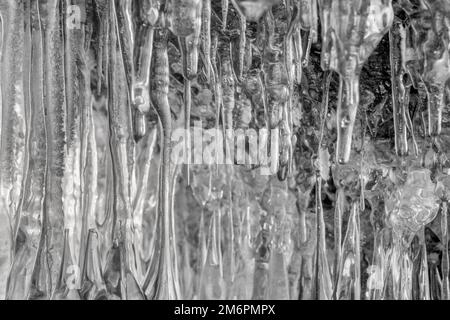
0,0 -> 450,300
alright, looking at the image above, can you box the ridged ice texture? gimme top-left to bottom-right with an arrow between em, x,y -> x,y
0,0 -> 450,301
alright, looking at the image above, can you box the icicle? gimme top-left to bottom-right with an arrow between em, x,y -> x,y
336,76 -> 360,164
6,0 -> 44,300
390,20 -> 409,156
169,163 -> 182,298
199,209 -> 226,300
224,199 -> 236,296
132,127 -> 157,283
266,249 -> 290,299
79,99 -> 98,286
299,210 -> 317,300
232,205 -> 254,299
298,0 -> 318,67
313,176 -> 332,299
335,202 -> 361,300
418,5 -> 450,137
79,230 -> 108,300
425,83 -> 447,137
0,0 -> 26,298
262,8 -> 289,175
210,33 -> 222,169
260,180 -> 290,299
319,0 -> 393,163
147,15 -> 180,300
418,230 -> 430,300
51,230 -> 81,300
103,241 -> 122,299
441,202 -> 449,299
222,0 -> 229,31
178,0 -> 201,185
220,40 -> 235,165
385,169 -> 439,299
299,0 -> 318,38
132,128 -> 157,233
333,188 -> 344,290
133,0 -> 159,140
118,223 -> 146,300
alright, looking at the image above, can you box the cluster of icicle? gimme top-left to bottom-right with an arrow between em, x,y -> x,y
0,0 -> 449,300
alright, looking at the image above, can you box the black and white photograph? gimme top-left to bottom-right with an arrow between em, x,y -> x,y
0,0 -> 449,305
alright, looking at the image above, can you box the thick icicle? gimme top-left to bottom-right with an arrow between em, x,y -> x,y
29,0 -> 68,299
220,40 -> 236,165
133,0 -> 159,140
147,15 -> 181,300
94,0 -> 109,95
232,0 -> 280,21
178,0 -> 201,185
0,0 -> 26,298
313,176 -> 332,299
262,8 -> 289,175
79,230 -> 108,300
6,0 -> 45,300
222,0 -> 229,31
319,0 -> 393,163
333,188 -> 344,290
62,0 -> 94,269
105,0 -> 144,300
252,212 -> 272,300
114,0 -> 135,100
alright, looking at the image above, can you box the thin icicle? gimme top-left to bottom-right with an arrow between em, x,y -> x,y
105,0 -> 144,300
319,0 -> 393,163
335,202 -> 361,300
390,20 -> 409,156
29,0 -> 68,298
